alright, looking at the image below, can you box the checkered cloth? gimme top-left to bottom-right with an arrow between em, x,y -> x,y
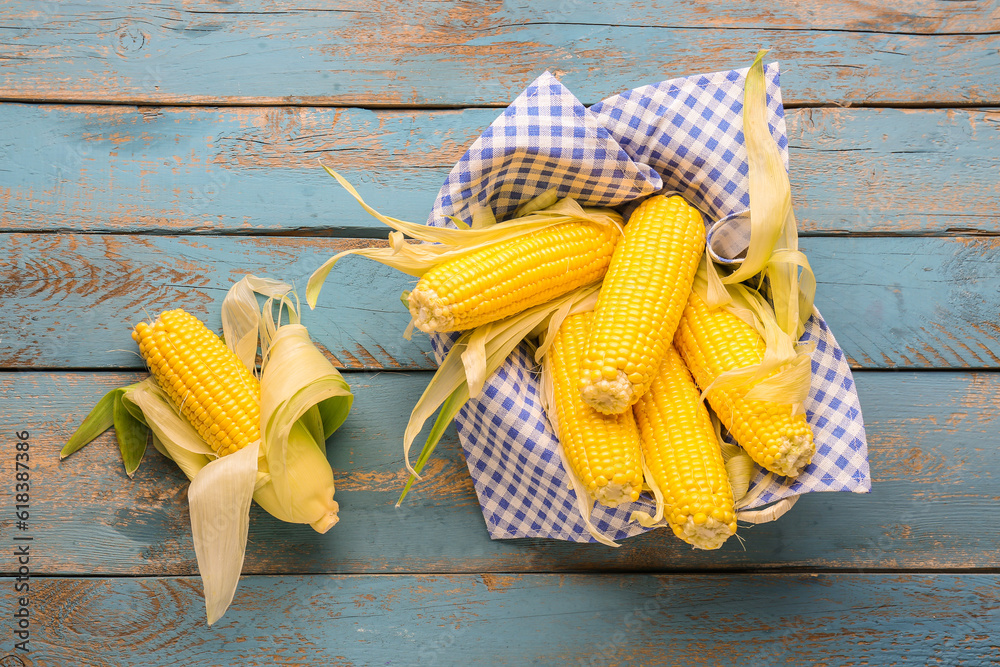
426,64 -> 871,542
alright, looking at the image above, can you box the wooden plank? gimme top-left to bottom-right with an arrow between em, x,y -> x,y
804,236 -> 1000,370
1,1 -> 999,106
5,369 -> 999,574
0,234 -> 429,371
0,573 -> 996,666
2,104 -> 999,235
3,234 -> 999,370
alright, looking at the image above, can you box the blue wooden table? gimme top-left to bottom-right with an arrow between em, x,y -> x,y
2,2 -> 999,665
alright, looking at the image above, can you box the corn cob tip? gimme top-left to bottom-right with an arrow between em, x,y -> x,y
592,480 -> 642,508
671,513 -> 737,551
766,433 -> 815,478
580,371 -> 634,415
309,503 -> 340,534
407,283 -> 455,333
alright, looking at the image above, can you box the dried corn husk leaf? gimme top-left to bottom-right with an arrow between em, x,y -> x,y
513,188 -> 560,218
306,167 -> 622,309
690,49 -> 817,418
716,410 -> 754,504
222,274 -> 300,371
126,378 -> 215,459
721,49 -> 816,338
396,285 -> 600,504
627,461 -> 666,533
122,377 -> 254,625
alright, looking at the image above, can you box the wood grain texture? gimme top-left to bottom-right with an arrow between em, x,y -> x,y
2,104 -> 999,235
0,234 -> 429,371
0,573 -> 997,666
3,0 -> 997,659
1,1 -> 999,107
3,369 -> 998,575
3,234 -> 998,370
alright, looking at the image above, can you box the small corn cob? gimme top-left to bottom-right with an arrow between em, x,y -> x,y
132,309 -> 260,457
633,346 -> 736,550
580,195 -> 705,414
674,290 -> 815,478
548,311 -> 644,507
408,220 -> 618,333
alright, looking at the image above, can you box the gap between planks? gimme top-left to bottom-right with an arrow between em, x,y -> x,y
8,567 -> 1000,580
0,97 -> 998,111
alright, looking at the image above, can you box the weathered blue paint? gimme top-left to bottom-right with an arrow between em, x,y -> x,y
1,104 -> 998,235
5,369 -> 997,574
0,573 -> 996,666
0,1 -> 997,106
1,234 -> 429,370
2,234 -> 998,370
1,1 -> 996,659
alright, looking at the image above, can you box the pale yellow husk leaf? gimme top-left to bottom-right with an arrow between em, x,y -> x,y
188,440 -> 259,625
306,166 -> 623,309
693,49 -> 816,419
259,323 -> 352,527
401,285 -> 599,480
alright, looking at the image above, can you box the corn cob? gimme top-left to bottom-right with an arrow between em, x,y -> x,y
633,346 -> 736,549
547,310 -> 644,507
674,290 -> 814,478
132,309 -> 260,457
408,220 -> 618,333
580,195 -> 704,415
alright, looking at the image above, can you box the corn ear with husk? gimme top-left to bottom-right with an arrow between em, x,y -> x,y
60,275 -> 353,625
306,167 -> 623,334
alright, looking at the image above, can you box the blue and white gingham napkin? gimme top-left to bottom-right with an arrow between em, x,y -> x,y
426,64 -> 871,542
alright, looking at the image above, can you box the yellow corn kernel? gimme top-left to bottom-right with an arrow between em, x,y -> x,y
633,346 -> 736,549
132,309 -> 260,456
580,195 -> 705,414
408,220 -> 619,333
548,311 -> 643,507
674,290 -> 815,478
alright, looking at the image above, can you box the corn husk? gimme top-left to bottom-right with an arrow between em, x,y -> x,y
396,284 -> 600,505
693,50 -> 817,418
719,50 -> 816,336
60,275 -> 353,625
